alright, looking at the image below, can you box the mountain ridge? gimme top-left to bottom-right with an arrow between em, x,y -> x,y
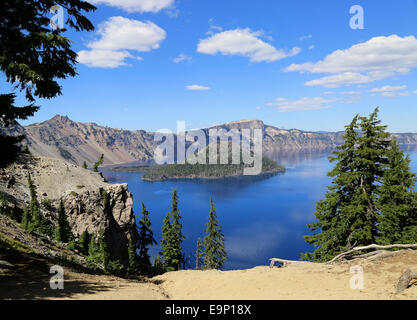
2,115 -> 417,166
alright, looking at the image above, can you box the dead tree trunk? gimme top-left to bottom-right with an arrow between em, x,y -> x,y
327,243 -> 417,264
397,269 -> 417,293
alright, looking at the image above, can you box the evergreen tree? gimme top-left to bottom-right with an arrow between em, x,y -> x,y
98,230 -> 110,272
137,203 -> 157,267
159,211 -> 176,271
377,139 -> 417,244
87,235 -> 101,269
195,237 -> 204,270
0,1 -> 95,168
55,200 -> 73,243
303,108 -> 391,261
128,238 -> 138,273
202,198 -> 226,269
93,154 -> 104,172
82,161 -> 88,169
27,173 -> 51,235
22,205 -> 31,230
78,230 -> 91,255
170,189 -> 185,270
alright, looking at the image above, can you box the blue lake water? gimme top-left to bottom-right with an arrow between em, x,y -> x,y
102,147 -> 417,270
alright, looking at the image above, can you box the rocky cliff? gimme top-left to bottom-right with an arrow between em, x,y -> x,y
2,115 -> 417,166
0,154 -> 137,266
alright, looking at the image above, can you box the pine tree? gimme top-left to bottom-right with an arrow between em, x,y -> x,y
0,1 -> 95,168
82,161 -> 88,169
27,173 -> 51,235
159,211 -> 176,271
355,107 -> 390,244
195,237 -> 204,270
55,200 -> 73,243
377,139 -> 417,244
303,108 -> 391,261
93,154 -> 104,172
22,205 -> 31,230
137,203 -> 157,267
128,238 -> 138,273
98,230 -> 110,272
170,189 -> 185,270
87,235 -> 101,269
78,230 -> 91,255
202,198 -> 226,269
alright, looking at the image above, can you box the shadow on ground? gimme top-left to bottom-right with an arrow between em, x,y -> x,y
0,249 -> 116,300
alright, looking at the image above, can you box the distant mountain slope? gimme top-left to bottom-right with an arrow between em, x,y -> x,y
1,115 -> 417,166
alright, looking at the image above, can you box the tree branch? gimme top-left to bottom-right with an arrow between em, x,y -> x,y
327,243 -> 417,264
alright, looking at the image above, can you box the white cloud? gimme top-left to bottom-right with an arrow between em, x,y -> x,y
285,35 -> 417,87
77,50 -> 134,68
308,45 -> 315,50
300,34 -> 312,41
381,91 -> 410,98
369,85 -> 408,92
173,53 -> 192,63
186,85 -> 210,91
369,85 -> 410,98
342,91 -> 361,95
77,16 -> 166,68
266,97 -> 337,112
414,90 -> 417,94
305,71 -> 397,88
88,0 -> 174,13
197,28 -> 301,62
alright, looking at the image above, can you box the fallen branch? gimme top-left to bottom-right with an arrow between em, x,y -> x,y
327,243 -> 417,264
397,269 -> 417,294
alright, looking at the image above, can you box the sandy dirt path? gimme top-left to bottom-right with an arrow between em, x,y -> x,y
2,250 -> 417,300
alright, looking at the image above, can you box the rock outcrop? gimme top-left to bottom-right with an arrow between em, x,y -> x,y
0,154 -> 137,266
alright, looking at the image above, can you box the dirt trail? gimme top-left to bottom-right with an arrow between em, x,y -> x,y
2,250 -> 417,300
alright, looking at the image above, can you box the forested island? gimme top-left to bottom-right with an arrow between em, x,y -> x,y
110,157 -> 285,181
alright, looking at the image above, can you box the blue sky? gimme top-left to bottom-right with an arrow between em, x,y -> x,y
6,0 -> 417,132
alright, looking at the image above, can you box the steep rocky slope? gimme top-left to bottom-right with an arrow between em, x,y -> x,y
2,115 -> 417,166
0,154 -> 137,266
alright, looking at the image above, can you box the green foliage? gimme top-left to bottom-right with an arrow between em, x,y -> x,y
127,238 -> 139,274
141,157 -> 284,181
55,200 -> 73,243
82,161 -> 88,169
0,1 -> 95,168
137,203 -> 157,267
66,239 -> 76,250
202,198 -> 226,269
25,173 -> 52,236
86,234 -> 102,270
0,192 -> 21,222
159,211 -> 176,272
78,230 -> 91,255
106,259 -> 125,277
302,108 -> 416,262
93,154 -> 104,172
41,198 -> 52,211
0,234 -> 33,254
159,190 -> 185,272
377,139 -> 417,244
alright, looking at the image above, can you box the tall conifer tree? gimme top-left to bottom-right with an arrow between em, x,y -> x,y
137,202 -> 157,267
303,108 -> 391,261
202,198 -> 226,269
377,139 -> 417,244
